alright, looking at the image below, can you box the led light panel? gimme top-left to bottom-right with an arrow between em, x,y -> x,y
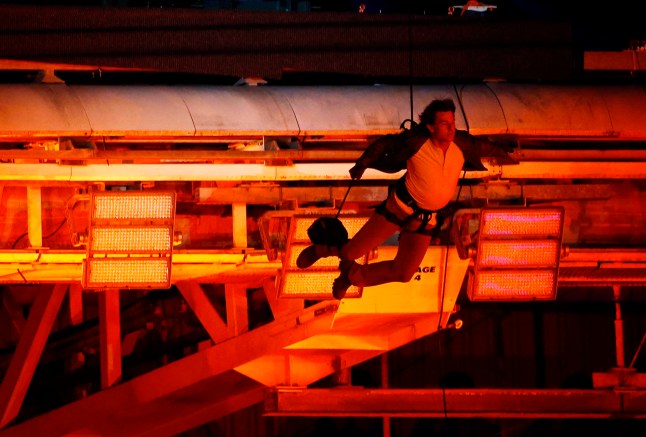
90,227 -> 172,252
84,190 -> 176,290
83,258 -> 171,289
480,207 -> 564,238
276,213 -> 371,299
469,270 -> 557,301
278,270 -> 363,299
477,240 -> 560,267
469,207 -> 565,301
291,216 -> 370,244
91,192 -> 175,221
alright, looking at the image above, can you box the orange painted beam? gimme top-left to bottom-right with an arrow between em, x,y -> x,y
225,284 -> 249,337
0,284 -> 67,429
176,281 -> 229,343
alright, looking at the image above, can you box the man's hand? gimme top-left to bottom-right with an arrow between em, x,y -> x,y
349,164 -> 366,180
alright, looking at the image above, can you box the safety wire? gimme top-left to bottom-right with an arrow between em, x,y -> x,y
335,179 -> 353,219
438,84 -> 471,332
408,12 -> 414,122
436,171 -> 466,431
433,85 -> 472,428
400,15 -> 472,430
402,12 -> 459,430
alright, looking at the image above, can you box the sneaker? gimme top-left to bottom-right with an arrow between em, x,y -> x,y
332,260 -> 355,300
296,245 -> 321,269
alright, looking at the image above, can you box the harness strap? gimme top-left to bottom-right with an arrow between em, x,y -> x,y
416,211 -> 433,233
374,179 -> 442,235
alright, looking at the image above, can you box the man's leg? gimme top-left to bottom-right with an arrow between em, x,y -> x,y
297,212 -> 399,268
346,231 -> 431,287
339,212 -> 400,261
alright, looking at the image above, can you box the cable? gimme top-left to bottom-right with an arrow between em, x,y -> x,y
437,170 -> 466,331
10,191 -> 86,250
10,233 -> 26,250
407,13 -> 414,122
335,180 -> 353,219
435,169 -> 467,431
11,217 -> 68,249
453,83 -> 470,132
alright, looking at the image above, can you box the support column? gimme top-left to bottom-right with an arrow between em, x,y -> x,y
99,289 -> 122,389
68,283 -> 84,326
332,357 -> 351,386
225,284 -> 249,337
26,186 -> 42,248
232,203 -> 247,248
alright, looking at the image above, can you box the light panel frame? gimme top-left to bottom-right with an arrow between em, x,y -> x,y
83,191 -> 176,290
277,213 -> 371,300
468,206 -> 565,302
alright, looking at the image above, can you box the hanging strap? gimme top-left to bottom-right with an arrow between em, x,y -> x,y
335,180 -> 353,219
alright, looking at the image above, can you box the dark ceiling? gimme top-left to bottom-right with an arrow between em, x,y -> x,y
0,0 -> 643,51
0,3 -> 580,85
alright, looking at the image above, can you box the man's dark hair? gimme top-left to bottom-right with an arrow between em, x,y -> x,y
419,98 -> 456,125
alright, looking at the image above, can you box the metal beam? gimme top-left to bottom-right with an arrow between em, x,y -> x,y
0,161 -> 643,182
176,281 -> 230,343
99,289 -> 122,389
225,284 -> 249,337
197,184 -> 614,205
265,387 -> 646,419
1,147 -> 645,163
0,249 -> 641,285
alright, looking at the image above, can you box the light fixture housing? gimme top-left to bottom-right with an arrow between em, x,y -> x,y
82,191 -> 176,290
468,206 -> 564,301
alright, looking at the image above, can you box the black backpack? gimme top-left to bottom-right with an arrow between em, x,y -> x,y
306,216 -> 349,249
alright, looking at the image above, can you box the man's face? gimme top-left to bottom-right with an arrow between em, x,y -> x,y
428,111 -> 456,143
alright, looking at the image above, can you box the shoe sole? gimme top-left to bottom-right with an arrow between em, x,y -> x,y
296,246 -> 320,269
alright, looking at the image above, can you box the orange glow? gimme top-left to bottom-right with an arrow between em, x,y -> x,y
470,270 -> 556,300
